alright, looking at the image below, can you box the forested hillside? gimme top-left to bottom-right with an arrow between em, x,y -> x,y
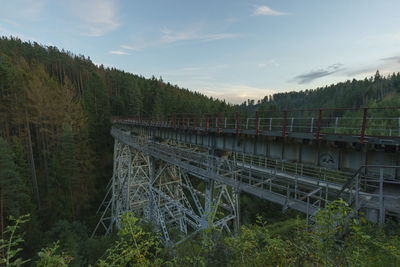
241,71 -> 400,112
0,37 -> 231,261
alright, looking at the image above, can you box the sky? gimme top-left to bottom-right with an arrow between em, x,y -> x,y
1,0 -> 400,104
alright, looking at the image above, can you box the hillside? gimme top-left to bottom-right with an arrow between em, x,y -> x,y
0,36 -> 231,257
238,71 -> 400,112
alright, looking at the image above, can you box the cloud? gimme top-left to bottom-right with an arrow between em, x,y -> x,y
109,50 -> 130,55
120,45 -> 141,51
381,55 -> 400,64
344,55 -> 400,77
160,27 -> 241,44
119,26 -> 241,51
68,0 -> 120,36
292,63 -> 344,84
253,5 -> 288,16
0,0 -> 45,21
258,59 -> 279,68
0,19 -> 21,27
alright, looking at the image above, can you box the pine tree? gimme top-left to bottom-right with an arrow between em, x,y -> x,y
0,137 -> 28,236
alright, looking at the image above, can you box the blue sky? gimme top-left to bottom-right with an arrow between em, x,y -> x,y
1,0 -> 400,104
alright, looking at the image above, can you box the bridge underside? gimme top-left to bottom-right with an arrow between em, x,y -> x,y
93,125 -> 400,244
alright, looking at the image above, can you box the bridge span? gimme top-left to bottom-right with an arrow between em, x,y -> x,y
93,107 -> 400,244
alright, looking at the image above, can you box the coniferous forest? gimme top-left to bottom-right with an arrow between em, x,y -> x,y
1,37 -> 400,266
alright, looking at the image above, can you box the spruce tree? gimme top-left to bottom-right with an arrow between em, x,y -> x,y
0,137 -> 28,235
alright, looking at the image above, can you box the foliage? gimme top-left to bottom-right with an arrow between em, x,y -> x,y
224,215 -> 298,266
97,212 -> 165,267
0,214 -> 30,266
222,201 -> 400,266
36,241 -> 72,267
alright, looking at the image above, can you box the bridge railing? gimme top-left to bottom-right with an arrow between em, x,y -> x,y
111,106 -> 400,142
335,165 -> 400,222
235,153 -> 352,185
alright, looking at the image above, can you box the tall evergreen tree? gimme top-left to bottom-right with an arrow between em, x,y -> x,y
0,137 -> 28,236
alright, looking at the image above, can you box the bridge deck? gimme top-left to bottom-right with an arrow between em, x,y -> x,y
113,106 -> 400,146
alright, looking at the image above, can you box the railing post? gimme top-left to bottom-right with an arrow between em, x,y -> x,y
398,117 -> 400,137
334,117 -> 338,134
193,115 -> 197,130
217,112 -> 220,133
166,117 -> 169,128
315,109 -> 322,140
173,114 -> 176,129
360,108 -> 368,143
290,117 -> 294,132
255,111 -> 259,135
235,112 -> 239,135
310,117 -> 314,133
282,110 -> 287,137
205,116 -> 208,132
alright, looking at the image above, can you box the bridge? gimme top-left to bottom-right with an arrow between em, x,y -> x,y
93,107 -> 400,244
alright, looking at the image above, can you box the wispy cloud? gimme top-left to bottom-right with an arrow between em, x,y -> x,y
0,19 -> 21,27
109,50 -> 130,55
160,27 -> 241,44
119,26 -> 241,51
346,55 -> 400,77
0,0 -> 45,21
292,63 -> 344,84
69,0 -> 120,37
120,45 -> 141,51
258,59 -> 279,68
253,5 -> 288,16
381,55 -> 400,64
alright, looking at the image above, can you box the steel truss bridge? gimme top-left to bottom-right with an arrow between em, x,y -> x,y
93,107 -> 400,244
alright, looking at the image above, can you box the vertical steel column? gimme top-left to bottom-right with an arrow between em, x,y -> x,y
147,156 -> 156,221
110,142 -> 117,229
204,178 -> 215,229
233,189 -> 240,235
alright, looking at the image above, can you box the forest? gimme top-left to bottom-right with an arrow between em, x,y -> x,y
0,37 -> 400,266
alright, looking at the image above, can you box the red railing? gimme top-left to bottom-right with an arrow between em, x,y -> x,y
111,107 -> 400,142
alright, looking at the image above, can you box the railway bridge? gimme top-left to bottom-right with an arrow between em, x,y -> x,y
93,107 -> 400,244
